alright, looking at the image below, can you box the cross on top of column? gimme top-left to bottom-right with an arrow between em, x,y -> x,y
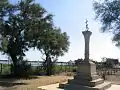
85,19 -> 89,31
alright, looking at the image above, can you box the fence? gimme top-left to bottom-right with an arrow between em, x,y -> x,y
0,60 -> 76,75
0,60 -> 120,76
30,61 -> 76,75
96,68 -> 120,76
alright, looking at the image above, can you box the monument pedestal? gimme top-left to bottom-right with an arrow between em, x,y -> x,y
59,60 -> 111,90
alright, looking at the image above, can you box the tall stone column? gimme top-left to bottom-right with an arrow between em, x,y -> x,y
76,20 -> 96,76
59,20 -> 111,90
82,31 -> 92,62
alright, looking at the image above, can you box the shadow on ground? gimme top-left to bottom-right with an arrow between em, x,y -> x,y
0,75 -> 39,87
0,81 -> 28,87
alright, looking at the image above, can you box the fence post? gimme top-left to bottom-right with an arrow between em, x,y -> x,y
1,63 -> 2,74
60,62 -> 62,73
65,62 -> 67,72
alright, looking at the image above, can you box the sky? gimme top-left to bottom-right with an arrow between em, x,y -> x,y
1,0 -> 120,62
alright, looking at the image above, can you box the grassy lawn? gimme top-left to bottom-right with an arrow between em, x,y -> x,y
0,64 -> 11,75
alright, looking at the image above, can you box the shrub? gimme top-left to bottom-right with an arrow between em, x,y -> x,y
31,66 -> 46,76
11,60 -> 32,78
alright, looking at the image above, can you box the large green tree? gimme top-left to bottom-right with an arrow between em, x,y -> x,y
0,0 -> 53,76
37,28 -> 69,75
93,0 -> 120,46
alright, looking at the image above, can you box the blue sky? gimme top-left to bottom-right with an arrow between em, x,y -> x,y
1,0 -> 120,62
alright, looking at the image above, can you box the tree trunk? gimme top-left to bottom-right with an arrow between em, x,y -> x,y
46,55 -> 52,75
10,54 -> 18,76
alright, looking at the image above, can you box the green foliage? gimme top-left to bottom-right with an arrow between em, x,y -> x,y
54,65 -> 76,73
1,37 -> 8,52
36,28 -> 70,75
11,60 -> 32,78
0,0 -> 70,76
0,0 -> 53,76
30,66 -> 45,75
74,58 -> 83,65
0,64 -> 11,75
93,0 -> 120,47
38,28 -> 69,58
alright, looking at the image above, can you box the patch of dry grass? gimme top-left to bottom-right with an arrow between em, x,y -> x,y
0,75 -> 72,90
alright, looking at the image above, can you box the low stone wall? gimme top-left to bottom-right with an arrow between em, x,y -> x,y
105,75 -> 120,85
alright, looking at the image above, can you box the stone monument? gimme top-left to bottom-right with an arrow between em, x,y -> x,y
59,20 -> 111,90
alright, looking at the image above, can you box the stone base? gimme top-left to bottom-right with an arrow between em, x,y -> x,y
59,60 -> 111,90
68,78 -> 104,87
59,81 -> 111,90
74,74 -> 100,81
